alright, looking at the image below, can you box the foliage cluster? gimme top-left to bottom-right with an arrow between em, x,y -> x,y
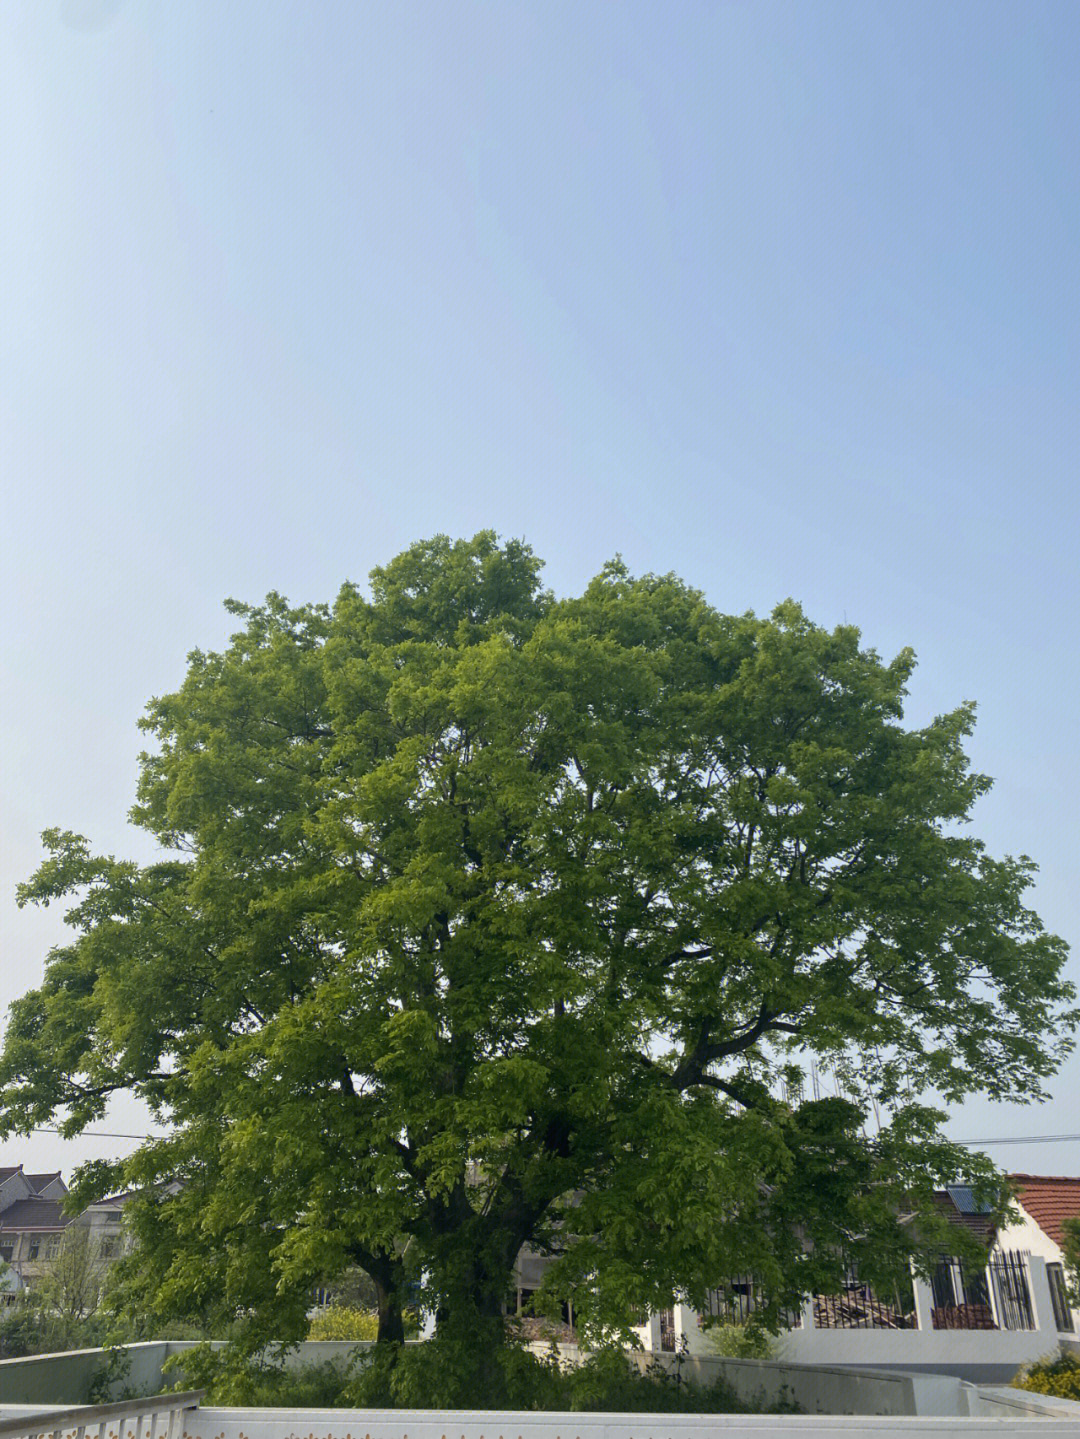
0,1289 -> 212,1360
174,1341 -> 772,1413
1061,1216 -> 1080,1304
1012,1351 -> 1080,1401
0,1296 -> 110,1359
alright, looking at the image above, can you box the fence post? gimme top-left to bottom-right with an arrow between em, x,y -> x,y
800,1295 -> 815,1331
643,1311 -> 663,1352
910,1263 -> 935,1331
1026,1255 -> 1058,1333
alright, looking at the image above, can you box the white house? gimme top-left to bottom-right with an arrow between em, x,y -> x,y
995,1173 -> 1079,1335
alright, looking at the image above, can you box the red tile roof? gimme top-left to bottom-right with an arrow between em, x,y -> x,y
1010,1174 -> 1080,1250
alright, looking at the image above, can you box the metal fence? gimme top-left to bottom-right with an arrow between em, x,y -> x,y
813,1272 -> 914,1329
987,1249 -> 1035,1331
704,1250 -> 1041,1336
930,1255 -> 994,1329
930,1250 -> 1034,1331
701,1278 -> 802,1330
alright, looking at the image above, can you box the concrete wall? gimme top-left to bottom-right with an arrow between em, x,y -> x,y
0,1341 -> 169,1404
967,1385 -> 1080,1419
769,1322 -> 1057,1383
633,1352 -> 942,1416
163,1338 -> 378,1377
0,1341 -> 404,1404
6,1340 -> 1080,1424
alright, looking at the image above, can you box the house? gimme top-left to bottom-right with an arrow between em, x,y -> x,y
625,1177 -> 1079,1381
995,1173 -> 1080,1335
0,1167 -> 71,1288
0,1166 -> 133,1299
80,1192 -> 136,1264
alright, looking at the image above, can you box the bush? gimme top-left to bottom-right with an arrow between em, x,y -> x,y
307,1305 -> 420,1340
307,1306 -> 379,1341
214,1359 -> 352,1407
703,1323 -> 773,1359
1013,1352 -> 1080,1400
0,1298 -> 118,1358
169,1332 -> 797,1412
342,1339 -> 769,1412
165,1342 -> 356,1406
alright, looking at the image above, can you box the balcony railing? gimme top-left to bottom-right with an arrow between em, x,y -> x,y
0,1389 -> 203,1439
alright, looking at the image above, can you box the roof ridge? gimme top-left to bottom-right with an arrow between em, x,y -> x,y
1010,1173 -> 1080,1184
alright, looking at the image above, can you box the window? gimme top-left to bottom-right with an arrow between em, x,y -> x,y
1048,1263 -> 1075,1333
27,1235 -> 45,1261
99,1237 -> 120,1259
0,1243 -> 12,1263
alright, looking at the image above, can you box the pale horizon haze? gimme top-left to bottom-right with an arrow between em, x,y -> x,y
2,0 -> 1079,1182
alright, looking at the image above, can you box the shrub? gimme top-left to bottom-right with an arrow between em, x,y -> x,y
703,1322 -> 773,1359
165,1343 -> 355,1406
307,1306 -> 379,1341
1013,1352 -> 1080,1401
343,1339 -> 762,1412
171,1334 -> 793,1411
307,1305 -> 420,1340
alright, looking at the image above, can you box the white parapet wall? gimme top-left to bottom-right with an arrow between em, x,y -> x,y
769,1322 -> 1057,1382
176,1409 -> 1080,1439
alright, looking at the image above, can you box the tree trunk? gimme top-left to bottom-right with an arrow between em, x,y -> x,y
431,1243 -> 512,1351
354,1247 -> 406,1346
375,1276 -> 405,1344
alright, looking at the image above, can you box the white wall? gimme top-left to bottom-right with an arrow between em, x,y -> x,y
176,1399 -> 1080,1439
995,1201 -> 1079,1333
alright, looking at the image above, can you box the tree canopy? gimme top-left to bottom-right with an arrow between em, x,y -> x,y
1,533 -> 1073,1393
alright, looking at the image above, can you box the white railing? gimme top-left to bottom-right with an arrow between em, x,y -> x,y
0,1390 -> 202,1439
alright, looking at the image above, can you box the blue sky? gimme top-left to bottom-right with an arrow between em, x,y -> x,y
2,0 -> 1078,1177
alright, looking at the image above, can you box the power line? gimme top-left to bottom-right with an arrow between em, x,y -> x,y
953,1133 -> 1080,1147
32,1125 -> 160,1140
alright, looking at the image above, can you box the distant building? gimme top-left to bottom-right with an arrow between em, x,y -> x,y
0,1166 -> 133,1301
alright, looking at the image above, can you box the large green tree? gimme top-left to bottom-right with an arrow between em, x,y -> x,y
0,534 -> 1073,1388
